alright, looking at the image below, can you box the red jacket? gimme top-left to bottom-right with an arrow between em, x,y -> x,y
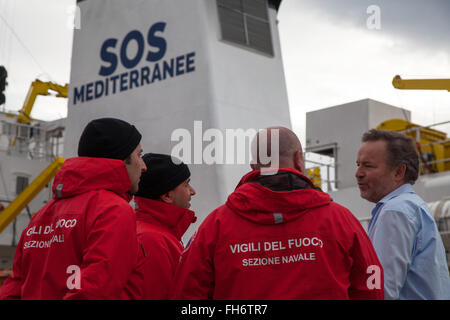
171,168 -> 384,300
134,197 -> 196,299
0,157 -> 143,300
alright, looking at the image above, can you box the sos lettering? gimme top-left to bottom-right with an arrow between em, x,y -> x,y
99,22 -> 167,76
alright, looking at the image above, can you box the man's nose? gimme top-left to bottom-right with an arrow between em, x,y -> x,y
355,167 -> 363,178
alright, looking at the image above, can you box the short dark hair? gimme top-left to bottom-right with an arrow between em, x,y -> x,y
362,129 -> 419,184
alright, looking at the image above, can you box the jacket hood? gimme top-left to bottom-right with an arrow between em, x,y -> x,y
226,168 -> 331,225
52,157 -> 131,200
134,197 -> 197,241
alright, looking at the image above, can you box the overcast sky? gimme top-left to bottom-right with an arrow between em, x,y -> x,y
0,0 -> 449,143
278,0 -> 450,141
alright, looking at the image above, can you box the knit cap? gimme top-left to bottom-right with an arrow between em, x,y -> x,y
78,117 -> 142,160
135,153 -> 190,199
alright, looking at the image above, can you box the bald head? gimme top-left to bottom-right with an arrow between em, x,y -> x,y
251,126 -> 305,172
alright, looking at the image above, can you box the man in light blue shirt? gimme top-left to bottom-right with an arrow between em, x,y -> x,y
356,129 -> 450,300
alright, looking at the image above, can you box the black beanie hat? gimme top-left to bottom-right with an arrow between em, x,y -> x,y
135,153 -> 191,199
78,117 -> 142,160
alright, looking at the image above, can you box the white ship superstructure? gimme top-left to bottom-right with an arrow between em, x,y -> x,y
0,0 -> 448,278
305,98 -> 450,266
0,112 -> 64,270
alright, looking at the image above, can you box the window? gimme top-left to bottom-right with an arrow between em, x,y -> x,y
217,0 -> 274,56
304,143 -> 338,191
16,176 -> 29,195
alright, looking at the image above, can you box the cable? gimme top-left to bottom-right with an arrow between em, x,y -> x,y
0,12 -> 54,81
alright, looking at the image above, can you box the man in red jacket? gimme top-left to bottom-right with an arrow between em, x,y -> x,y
0,118 -> 147,299
133,153 -> 197,299
171,127 -> 384,300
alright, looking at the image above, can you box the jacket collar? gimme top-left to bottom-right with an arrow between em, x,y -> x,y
236,168 -> 316,190
52,157 -> 131,201
134,196 -> 197,241
226,168 -> 331,225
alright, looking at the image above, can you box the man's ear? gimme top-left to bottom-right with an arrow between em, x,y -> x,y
294,150 -> 305,173
394,163 -> 407,182
159,191 -> 174,204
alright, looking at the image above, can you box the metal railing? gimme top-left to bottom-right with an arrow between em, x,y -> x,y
304,142 -> 339,192
397,123 -> 450,174
0,121 -> 64,161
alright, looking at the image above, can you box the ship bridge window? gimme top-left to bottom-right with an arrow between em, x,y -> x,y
16,176 -> 29,196
217,0 -> 274,56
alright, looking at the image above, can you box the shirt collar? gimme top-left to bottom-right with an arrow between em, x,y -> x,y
377,183 -> 414,205
370,183 -> 414,220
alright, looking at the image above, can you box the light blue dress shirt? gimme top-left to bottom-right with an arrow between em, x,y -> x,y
368,183 -> 450,300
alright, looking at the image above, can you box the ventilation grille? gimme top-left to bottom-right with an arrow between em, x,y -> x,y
217,0 -> 274,56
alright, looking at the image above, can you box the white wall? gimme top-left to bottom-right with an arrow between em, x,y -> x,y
0,155 -> 53,246
306,99 -> 411,189
66,0 -> 291,242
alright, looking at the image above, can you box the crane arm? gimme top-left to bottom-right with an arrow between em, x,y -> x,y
17,80 -> 68,124
0,157 -> 65,233
392,75 -> 450,92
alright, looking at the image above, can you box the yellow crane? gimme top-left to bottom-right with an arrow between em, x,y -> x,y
9,80 -> 68,147
0,157 -> 65,233
392,75 -> 450,92
0,79 -> 68,233
17,79 -> 68,124
388,74 -> 450,174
